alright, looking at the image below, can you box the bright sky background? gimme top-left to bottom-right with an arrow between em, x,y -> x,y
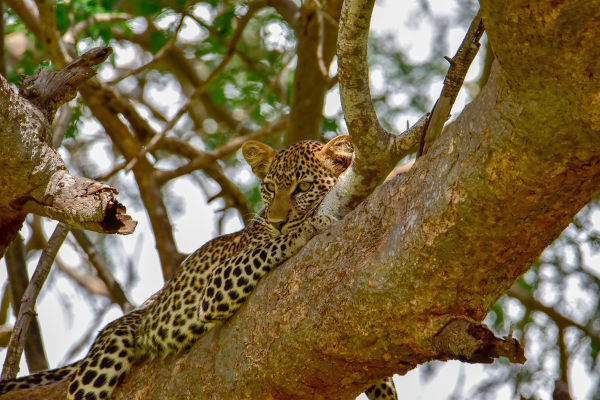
0,0 -> 596,399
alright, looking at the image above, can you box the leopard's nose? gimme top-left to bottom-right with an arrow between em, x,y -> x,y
271,221 -> 286,232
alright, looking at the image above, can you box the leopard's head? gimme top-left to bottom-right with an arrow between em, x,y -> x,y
242,135 -> 353,233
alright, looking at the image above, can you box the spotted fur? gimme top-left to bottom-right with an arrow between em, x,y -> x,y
366,377 -> 398,400
1,136 -> 398,400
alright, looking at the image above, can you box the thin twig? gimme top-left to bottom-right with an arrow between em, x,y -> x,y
63,13 -> 132,45
158,137 -> 252,224
507,285 -> 600,342
417,10 -> 484,158
1,223 -> 70,380
124,0 -> 267,173
108,11 -> 187,85
234,47 -> 296,134
155,117 -> 288,185
315,1 -> 329,77
71,228 -> 134,313
59,306 -> 111,365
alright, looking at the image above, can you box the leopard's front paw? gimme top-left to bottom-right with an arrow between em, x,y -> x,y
308,213 -> 338,234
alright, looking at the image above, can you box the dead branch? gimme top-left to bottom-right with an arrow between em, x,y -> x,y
1,223 -> 70,380
0,46 -> 136,259
418,11 -> 485,157
18,46 -> 111,124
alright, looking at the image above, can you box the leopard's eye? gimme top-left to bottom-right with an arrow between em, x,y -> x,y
265,182 -> 276,192
297,182 -> 311,192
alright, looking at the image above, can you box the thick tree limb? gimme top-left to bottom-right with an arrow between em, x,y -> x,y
323,0 -> 427,219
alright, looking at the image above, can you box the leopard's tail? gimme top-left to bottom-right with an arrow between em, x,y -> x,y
0,361 -> 79,394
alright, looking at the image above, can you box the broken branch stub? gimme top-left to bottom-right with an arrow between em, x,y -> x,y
18,47 -> 112,124
433,317 -> 526,365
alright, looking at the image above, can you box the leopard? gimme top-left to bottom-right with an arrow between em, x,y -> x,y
0,135 -> 397,400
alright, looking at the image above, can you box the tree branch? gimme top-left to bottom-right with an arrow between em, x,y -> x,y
71,229 -> 134,313
4,235 -> 48,373
0,49 -> 137,259
155,117 -> 289,185
285,0 -> 343,145
507,286 -> 600,343
63,13 -> 132,45
418,11 -> 485,157
320,0 -> 427,219
1,223 -> 69,380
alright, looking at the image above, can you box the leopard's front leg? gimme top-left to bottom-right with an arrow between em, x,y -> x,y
198,214 -> 337,322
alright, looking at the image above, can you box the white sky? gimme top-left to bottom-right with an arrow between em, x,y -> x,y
0,0 -> 596,399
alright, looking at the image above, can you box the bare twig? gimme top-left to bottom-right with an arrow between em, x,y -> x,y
315,1 -> 329,77
155,117 -> 288,185
507,286 -> 600,342
158,138 -> 253,224
1,223 -> 70,380
417,10 -> 484,157
4,234 -> 49,373
108,11 -> 187,85
63,13 -> 132,45
54,257 -> 110,298
124,0 -> 266,173
59,306 -> 111,365
71,228 -> 134,313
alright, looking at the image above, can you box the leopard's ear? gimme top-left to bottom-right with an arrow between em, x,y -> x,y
242,141 -> 277,180
318,134 -> 354,176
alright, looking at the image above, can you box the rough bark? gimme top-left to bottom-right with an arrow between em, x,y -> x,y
0,49 -> 137,259
5,0 -> 600,398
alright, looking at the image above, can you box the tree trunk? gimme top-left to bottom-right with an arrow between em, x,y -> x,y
2,0 -> 599,399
